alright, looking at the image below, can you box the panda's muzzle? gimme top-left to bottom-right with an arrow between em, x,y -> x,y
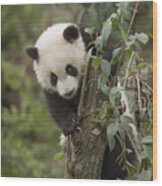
64,88 -> 75,97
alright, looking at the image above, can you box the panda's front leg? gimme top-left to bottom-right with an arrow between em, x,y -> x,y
44,90 -> 80,136
52,106 -> 79,136
50,99 -> 79,136
61,117 -> 79,136
63,126 -> 80,136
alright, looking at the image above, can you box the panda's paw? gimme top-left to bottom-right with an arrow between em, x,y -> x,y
59,133 -> 68,151
63,125 -> 81,136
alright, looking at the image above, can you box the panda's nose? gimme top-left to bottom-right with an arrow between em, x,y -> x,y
64,88 -> 75,97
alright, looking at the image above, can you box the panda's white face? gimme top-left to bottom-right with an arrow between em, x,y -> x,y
27,23 -> 86,99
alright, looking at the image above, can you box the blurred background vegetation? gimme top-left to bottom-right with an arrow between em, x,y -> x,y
1,2 -> 153,178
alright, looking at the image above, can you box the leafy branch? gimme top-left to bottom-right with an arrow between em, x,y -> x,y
85,2 -> 153,180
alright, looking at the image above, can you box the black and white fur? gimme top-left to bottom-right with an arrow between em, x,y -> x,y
27,23 -> 86,136
26,23 -> 134,180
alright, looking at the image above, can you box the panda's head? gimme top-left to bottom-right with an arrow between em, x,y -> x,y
26,23 -> 86,99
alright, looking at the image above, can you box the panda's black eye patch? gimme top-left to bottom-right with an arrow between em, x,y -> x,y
66,65 -> 78,77
50,72 -> 58,86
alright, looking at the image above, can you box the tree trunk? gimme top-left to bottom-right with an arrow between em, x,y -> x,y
66,61 -> 107,179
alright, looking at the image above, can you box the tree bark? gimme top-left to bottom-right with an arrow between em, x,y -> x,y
66,61 -> 107,179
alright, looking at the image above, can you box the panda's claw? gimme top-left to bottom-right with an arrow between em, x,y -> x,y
63,125 -> 81,136
75,127 -> 81,132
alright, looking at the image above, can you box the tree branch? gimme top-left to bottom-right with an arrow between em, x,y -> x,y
116,2 -> 139,78
127,2 -> 139,36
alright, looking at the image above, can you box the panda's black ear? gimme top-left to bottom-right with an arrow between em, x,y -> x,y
26,47 -> 39,60
63,25 -> 79,43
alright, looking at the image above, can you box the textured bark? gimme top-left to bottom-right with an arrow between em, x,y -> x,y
66,62 -> 107,179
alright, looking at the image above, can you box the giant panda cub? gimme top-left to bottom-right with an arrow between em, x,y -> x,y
26,23 -> 86,136
26,23 -> 130,180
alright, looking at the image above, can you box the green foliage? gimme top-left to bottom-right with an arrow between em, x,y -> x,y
85,2 -> 153,180
81,3 -> 116,30
116,2 -> 131,21
1,61 -> 64,178
84,27 -> 95,36
129,32 -> 149,45
2,2 -> 153,180
54,152 -> 65,161
107,122 -> 122,152
119,24 -> 128,42
101,20 -> 112,46
92,57 -> 101,71
1,3 -> 92,178
140,135 -> 153,161
109,87 -> 122,106
93,102 -> 112,123
98,74 -> 110,97
110,47 -> 122,65
101,59 -> 111,77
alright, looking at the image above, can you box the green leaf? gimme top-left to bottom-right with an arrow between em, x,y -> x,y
84,27 -> 95,36
126,40 -> 135,49
126,160 -> 136,178
135,33 -> 149,45
98,102 -> 109,121
143,144 -> 153,161
142,135 -> 152,144
101,20 -> 112,45
122,91 -> 136,113
53,151 -> 64,161
139,150 -> 148,160
92,57 -> 101,71
139,107 -> 147,121
120,114 -> 135,124
101,59 -> 111,77
129,33 -> 149,45
136,169 -> 152,181
136,62 -> 150,70
101,85 -> 110,97
98,73 -> 110,97
85,47 -> 93,62
107,122 -> 127,152
129,34 -> 136,41
88,7 -> 98,26
116,2 -> 131,20
109,87 -> 122,105
119,24 -> 127,43
139,136 -> 153,162
125,48 -> 132,60
146,32 -> 153,39
110,47 -> 121,65
118,123 -> 127,142
107,123 -> 120,152
95,35 -> 103,52
146,145 -> 153,158
98,74 -> 108,89
108,13 -> 118,22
